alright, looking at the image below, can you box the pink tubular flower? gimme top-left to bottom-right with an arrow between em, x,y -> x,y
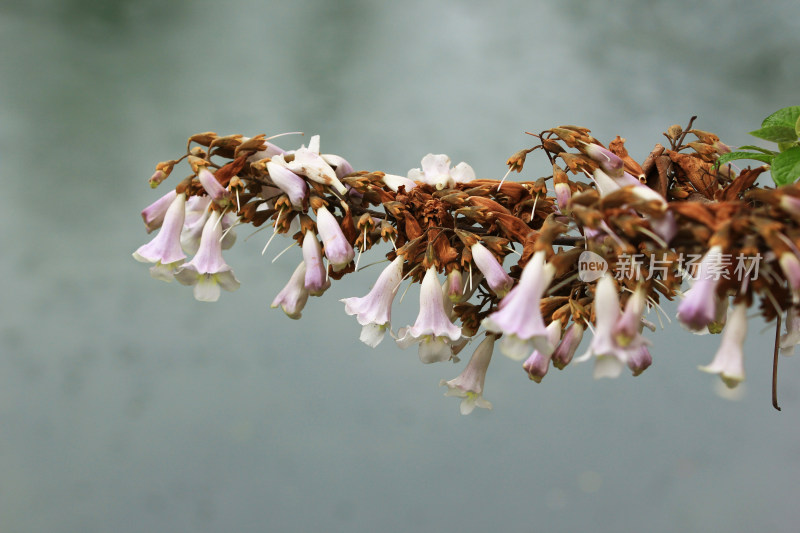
552,322 -> 585,370
583,143 -> 624,178
612,286 -> 647,348
341,257 -> 404,347
445,269 -> 464,303
440,334 -> 496,415
321,153 -> 354,180
315,206 -> 354,271
397,267 -> 462,364
141,189 -> 178,233
483,250 -> 556,360
779,251 -> 800,303
197,168 -> 231,207
677,245 -> 724,331
133,192 -> 187,281
699,302 -> 747,388
554,181 -> 571,213
523,320 -> 563,383
174,211 -> 240,302
270,262 -> 310,319
470,242 -> 513,297
628,345 -> 653,377
266,160 -> 308,210
287,146 -> 347,195
302,231 -> 330,296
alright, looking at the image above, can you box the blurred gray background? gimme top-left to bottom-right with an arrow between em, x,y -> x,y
2,0 -> 800,531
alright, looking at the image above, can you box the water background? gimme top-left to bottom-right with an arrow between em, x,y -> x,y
2,0 -> 800,531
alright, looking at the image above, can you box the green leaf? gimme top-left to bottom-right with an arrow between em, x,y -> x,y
778,141 -> 799,152
796,115 -> 800,137
762,105 -> 800,128
771,146 -> 800,186
737,145 -> 778,155
715,151 -> 774,168
749,125 -> 798,143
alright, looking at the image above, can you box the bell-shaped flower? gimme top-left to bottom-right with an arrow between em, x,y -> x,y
141,189 -> 177,233
440,334 -> 496,415
174,210 -> 240,302
267,159 -> 308,210
315,206 -> 355,271
341,257 -> 404,347
321,153 -> 354,180
286,146 -> 347,195
483,250 -> 556,360
554,181 -> 571,213
552,322 -> 584,370
397,267 -> 462,364
574,275 -> 630,379
270,261 -> 310,319
699,302 -> 747,388
470,242 -> 514,297
180,200 -> 211,255
197,168 -> 231,207
133,192 -> 187,281
382,173 -> 418,193
407,154 -> 475,190
612,286 -> 647,349
445,269 -> 464,303
523,320 -> 563,383
677,245 -> 724,331
302,231 -> 330,296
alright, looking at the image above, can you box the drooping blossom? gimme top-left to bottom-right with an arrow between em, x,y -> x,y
397,267 -> 462,364
341,257 -> 405,347
315,206 -> 354,271
552,322 -> 585,370
407,154 -> 475,190
780,307 -> 800,356
440,334 -> 496,415
445,269 -> 464,303
523,319 -> 563,383
180,198 -> 211,255
132,192 -> 187,281
483,250 -> 555,360
286,145 -> 348,195
779,251 -> 800,303
627,345 -> 653,376
699,302 -> 747,388
470,242 -> 513,297
141,189 -> 177,233
270,262 -> 309,319
302,231 -> 330,296
174,211 -> 240,302
677,245 -> 724,331
267,159 -> 308,210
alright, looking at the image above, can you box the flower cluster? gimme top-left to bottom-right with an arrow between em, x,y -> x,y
134,119 -> 800,414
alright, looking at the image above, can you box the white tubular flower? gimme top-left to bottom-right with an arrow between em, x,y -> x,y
197,168 -> 231,207
627,345 -> 653,377
677,246 -> 724,331
302,231 -> 330,296
270,262 -> 310,319
699,302 -> 748,388
612,286 -> 647,349
407,154 -> 475,190
445,269 -> 464,303
321,153 -> 354,180
141,189 -> 177,233
174,211 -> 240,302
287,146 -> 348,195
523,319 -> 563,383
779,251 -> 800,303
382,173 -> 418,193
133,192 -> 187,281
470,242 -> 513,297
315,206 -> 355,271
575,275 -> 627,379
483,250 -> 556,360
266,159 -> 308,210
397,267 -> 462,364
583,143 -> 624,178
180,202 -> 211,255
341,257 -> 404,347
440,334 -> 496,415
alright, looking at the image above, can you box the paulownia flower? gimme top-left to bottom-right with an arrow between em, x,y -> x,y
470,242 -> 513,297
341,256 -> 404,347
677,245 -> 724,331
267,159 -> 308,210
407,154 -> 475,190
133,192 -> 187,281
397,267 -> 462,364
552,322 -> 585,370
699,302 -> 747,388
270,262 -> 310,319
302,231 -> 330,296
315,206 -> 355,271
483,250 -> 555,360
174,211 -> 240,302
440,334 -> 496,415
523,320 -> 563,383
141,189 -> 177,233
